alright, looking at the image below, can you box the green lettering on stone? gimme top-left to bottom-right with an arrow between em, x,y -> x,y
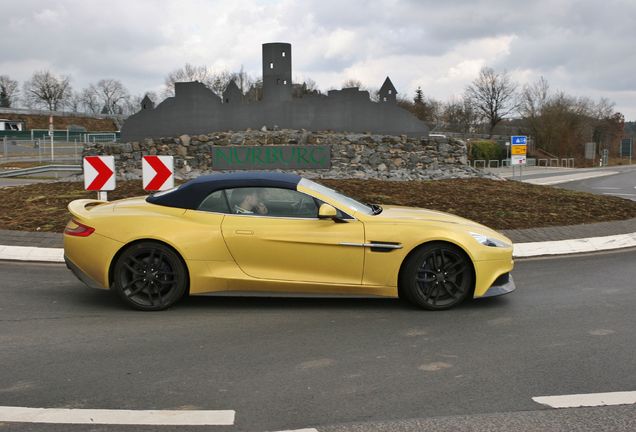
310,147 -> 328,165
296,148 -> 310,164
234,147 -> 249,164
214,148 -> 232,166
252,147 -> 265,165
279,147 -> 292,164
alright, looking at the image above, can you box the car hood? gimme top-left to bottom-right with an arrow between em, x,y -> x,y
370,205 -> 500,234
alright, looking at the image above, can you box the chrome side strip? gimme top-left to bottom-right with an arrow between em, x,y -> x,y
339,242 -> 403,250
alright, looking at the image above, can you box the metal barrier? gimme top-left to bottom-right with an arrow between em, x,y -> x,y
0,164 -> 82,178
549,158 -> 559,167
538,159 -> 548,166
473,160 -> 486,169
488,160 -> 499,168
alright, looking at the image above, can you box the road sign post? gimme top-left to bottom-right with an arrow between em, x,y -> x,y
620,138 -> 633,165
510,136 -> 528,177
49,115 -> 54,162
83,156 -> 115,200
142,156 -> 174,191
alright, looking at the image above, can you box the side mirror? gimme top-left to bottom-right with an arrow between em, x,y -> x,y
318,203 -> 338,219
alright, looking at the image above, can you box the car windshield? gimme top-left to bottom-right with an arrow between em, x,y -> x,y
299,178 -> 375,215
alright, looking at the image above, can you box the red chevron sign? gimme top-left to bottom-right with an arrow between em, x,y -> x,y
143,155 -> 174,191
83,156 -> 115,191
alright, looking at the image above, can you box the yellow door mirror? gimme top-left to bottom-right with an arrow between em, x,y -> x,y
318,203 -> 337,219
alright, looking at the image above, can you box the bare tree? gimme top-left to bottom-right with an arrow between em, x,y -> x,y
232,65 -> 256,94
87,79 -> 129,115
443,96 -> 476,133
518,78 -> 623,158
292,77 -> 321,98
66,91 -> 83,113
207,70 -> 234,96
244,79 -> 263,102
80,87 -> 101,114
0,75 -> 19,107
465,67 -> 518,135
302,78 -> 318,93
23,70 -> 72,111
342,79 -> 363,89
520,76 -> 549,120
163,63 -> 234,98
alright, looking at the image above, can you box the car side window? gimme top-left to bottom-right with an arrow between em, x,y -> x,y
198,190 -> 231,213
226,187 -> 319,218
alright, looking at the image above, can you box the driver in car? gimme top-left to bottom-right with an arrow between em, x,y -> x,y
232,188 -> 268,215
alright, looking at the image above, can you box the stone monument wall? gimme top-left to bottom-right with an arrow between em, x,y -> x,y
84,129 -> 495,181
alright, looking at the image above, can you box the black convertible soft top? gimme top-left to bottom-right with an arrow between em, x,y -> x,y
146,172 -> 302,209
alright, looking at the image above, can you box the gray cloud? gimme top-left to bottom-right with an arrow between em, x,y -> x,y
1,0 -> 634,119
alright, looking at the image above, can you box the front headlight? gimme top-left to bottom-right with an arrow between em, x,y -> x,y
469,232 -> 511,248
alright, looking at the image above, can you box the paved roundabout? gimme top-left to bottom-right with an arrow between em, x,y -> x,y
0,249 -> 635,431
1,167 -> 635,431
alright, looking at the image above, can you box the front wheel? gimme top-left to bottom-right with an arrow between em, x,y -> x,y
113,242 -> 188,311
400,243 -> 473,310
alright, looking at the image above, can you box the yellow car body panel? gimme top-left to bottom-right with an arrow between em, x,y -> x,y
64,175 -> 514,304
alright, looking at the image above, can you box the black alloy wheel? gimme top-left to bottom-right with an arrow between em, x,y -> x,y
400,243 -> 473,310
113,242 -> 187,311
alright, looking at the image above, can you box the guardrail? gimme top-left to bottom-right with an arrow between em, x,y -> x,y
469,157 -> 574,169
0,164 -> 82,178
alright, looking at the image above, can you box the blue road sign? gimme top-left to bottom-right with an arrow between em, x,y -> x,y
511,135 -> 527,145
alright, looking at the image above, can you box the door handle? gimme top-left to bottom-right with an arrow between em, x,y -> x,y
235,230 -> 254,235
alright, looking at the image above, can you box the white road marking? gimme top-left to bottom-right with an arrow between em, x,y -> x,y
272,429 -> 319,432
532,391 -> 636,408
0,245 -> 64,262
603,192 -> 636,197
524,171 -> 618,185
0,406 -> 235,426
513,232 -> 636,257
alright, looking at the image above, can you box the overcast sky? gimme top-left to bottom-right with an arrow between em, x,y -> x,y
2,0 -> 635,120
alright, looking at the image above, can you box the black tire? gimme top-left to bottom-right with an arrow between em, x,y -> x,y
113,242 -> 187,311
399,242 -> 473,310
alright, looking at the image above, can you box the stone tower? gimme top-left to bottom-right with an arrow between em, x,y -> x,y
262,42 -> 292,103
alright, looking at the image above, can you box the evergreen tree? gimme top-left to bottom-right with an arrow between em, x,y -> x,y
414,87 -> 424,104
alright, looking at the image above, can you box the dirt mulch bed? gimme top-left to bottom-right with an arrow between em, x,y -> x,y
1,178 -> 635,233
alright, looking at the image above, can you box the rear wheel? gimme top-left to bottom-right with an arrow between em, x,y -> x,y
400,243 -> 473,310
113,242 -> 187,311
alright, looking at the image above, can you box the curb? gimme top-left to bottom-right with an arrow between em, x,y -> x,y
1,232 -> 636,263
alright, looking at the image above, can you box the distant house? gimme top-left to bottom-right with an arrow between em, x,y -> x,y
0,119 -> 25,131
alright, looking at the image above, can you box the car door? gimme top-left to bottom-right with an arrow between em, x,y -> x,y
220,187 -> 365,285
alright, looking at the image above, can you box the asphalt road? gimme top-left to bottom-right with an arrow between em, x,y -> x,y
1,250 -> 635,431
557,165 -> 636,201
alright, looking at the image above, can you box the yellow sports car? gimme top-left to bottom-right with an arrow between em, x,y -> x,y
64,172 -> 515,311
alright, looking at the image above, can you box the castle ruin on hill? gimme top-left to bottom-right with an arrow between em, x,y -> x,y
121,43 -> 429,141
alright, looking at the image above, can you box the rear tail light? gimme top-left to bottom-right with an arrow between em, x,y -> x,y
64,220 -> 95,237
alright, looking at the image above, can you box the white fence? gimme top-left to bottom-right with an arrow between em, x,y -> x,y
469,158 -> 576,169
2,137 -> 84,163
